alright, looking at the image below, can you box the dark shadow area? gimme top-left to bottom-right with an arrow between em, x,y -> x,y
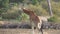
0,22 -> 60,29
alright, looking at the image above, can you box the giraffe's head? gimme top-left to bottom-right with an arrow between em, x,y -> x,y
22,8 -> 36,16
19,7 -> 31,15
19,7 -> 37,17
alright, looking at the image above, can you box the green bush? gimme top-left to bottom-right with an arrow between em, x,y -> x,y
0,16 -> 3,21
19,13 -> 29,21
48,16 -> 58,22
2,11 -> 20,19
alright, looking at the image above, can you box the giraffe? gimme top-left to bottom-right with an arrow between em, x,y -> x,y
20,8 -> 43,34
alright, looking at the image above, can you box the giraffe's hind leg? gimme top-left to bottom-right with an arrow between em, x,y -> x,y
40,28 -> 43,34
39,24 -> 43,34
37,23 -> 43,34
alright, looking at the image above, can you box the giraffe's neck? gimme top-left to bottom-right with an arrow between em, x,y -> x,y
29,13 -> 40,23
29,12 -> 37,18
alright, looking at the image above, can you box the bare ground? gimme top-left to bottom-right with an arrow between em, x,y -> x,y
0,29 -> 60,34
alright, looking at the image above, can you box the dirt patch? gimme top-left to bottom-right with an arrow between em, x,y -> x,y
0,29 -> 60,34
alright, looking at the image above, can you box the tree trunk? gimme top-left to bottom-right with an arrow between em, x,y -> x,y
47,0 -> 53,16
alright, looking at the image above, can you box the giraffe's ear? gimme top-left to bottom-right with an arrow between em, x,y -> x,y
21,7 -> 26,10
19,7 -> 25,10
23,7 -> 26,9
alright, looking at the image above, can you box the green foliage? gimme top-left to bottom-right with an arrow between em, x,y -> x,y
31,0 -> 38,5
9,0 -> 24,3
51,1 -> 60,17
48,16 -> 57,22
1,5 -> 21,19
0,0 -> 9,16
48,16 -> 60,23
19,13 -> 29,21
0,0 -> 60,23
0,0 -> 9,8
2,11 -> 20,19
0,16 -> 2,21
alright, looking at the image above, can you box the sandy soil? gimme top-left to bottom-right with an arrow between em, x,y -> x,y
0,29 -> 60,34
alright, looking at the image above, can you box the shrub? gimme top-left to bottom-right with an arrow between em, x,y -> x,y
19,13 -> 29,22
48,16 -> 58,22
2,11 -> 20,19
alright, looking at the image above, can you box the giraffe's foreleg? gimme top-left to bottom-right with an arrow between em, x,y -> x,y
31,22 -> 35,34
